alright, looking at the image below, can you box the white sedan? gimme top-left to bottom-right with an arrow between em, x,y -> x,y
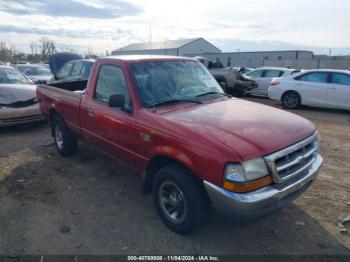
268,69 -> 350,110
245,67 -> 300,96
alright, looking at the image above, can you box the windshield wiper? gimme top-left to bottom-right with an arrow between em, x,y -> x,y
146,99 -> 203,108
196,91 -> 232,98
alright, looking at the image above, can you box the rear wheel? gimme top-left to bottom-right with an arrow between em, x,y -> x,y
52,115 -> 77,156
152,164 -> 207,234
282,91 -> 301,109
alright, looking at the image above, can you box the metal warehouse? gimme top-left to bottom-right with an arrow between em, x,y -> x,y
111,38 -> 222,56
187,50 -> 314,68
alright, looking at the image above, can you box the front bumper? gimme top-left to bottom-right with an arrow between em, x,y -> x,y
204,154 -> 323,221
0,104 -> 44,127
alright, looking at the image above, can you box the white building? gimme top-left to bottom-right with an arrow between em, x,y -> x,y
111,38 -> 221,56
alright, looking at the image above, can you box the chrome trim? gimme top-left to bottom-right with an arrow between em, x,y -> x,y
204,154 -> 323,219
264,132 -> 318,183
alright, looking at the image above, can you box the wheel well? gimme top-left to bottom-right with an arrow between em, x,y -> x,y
49,109 -> 61,136
142,156 -> 197,194
281,90 -> 301,103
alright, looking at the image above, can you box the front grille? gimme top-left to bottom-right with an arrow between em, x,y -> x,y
264,133 -> 319,183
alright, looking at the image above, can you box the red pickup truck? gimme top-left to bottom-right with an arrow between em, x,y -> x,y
37,55 -> 323,234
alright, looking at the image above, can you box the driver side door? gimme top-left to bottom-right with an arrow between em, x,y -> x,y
81,63 -> 140,170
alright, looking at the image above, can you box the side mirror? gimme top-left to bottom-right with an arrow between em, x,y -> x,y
109,94 -> 125,108
108,94 -> 132,113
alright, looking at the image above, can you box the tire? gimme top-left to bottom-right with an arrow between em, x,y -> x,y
152,164 -> 207,234
282,91 -> 301,109
52,114 -> 77,156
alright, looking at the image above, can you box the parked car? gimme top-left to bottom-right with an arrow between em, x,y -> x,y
37,55 -> 323,234
268,69 -> 350,110
195,56 -> 257,97
245,67 -> 300,96
47,53 -> 94,91
13,64 -> 53,84
0,65 -> 43,126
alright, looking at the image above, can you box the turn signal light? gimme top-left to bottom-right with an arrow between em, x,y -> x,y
223,176 -> 273,193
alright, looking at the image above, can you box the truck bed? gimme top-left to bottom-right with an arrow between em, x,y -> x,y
46,80 -> 88,92
36,83 -> 85,137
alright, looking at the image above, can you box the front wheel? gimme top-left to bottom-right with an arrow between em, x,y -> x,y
282,91 -> 301,109
52,115 -> 77,156
152,165 -> 207,234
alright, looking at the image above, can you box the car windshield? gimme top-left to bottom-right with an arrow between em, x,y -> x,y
17,66 -> 51,76
130,60 -> 223,107
0,68 -> 31,84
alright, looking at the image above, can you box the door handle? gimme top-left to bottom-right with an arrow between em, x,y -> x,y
87,107 -> 94,117
329,87 -> 337,90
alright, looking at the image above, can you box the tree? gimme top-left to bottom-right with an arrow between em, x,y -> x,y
0,42 -> 16,62
39,37 -> 56,61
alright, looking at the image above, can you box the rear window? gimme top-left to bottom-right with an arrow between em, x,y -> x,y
246,70 -> 263,78
264,70 -> 284,77
59,63 -> 73,78
71,62 -> 84,76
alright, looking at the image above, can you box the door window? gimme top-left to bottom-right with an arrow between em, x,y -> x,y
295,72 -> 328,83
94,65 -> 131,108
331,73 -> 350,86
58,62 -> 73,78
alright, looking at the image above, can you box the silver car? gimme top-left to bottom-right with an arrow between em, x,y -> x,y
0,65 -> 43,127
13,64 -> 53,84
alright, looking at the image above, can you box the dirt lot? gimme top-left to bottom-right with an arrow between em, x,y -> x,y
0,97 -> 350,255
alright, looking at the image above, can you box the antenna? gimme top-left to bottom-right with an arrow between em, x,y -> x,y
149,24 -> 156,112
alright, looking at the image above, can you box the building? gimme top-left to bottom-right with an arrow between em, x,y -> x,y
111,38 -> 221,56
187,50 -> 314,68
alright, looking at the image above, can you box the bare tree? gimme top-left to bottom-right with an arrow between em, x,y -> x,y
39,37 -> 56,60
0,42 -> 15,62
30,42 -> 38,55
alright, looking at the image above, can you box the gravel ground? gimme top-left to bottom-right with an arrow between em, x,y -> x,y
0,97 -> 349,255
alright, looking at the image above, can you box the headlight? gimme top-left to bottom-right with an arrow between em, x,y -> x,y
225,158 -> 269,182
223,158 -> 272,193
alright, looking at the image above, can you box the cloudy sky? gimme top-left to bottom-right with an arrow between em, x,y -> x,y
0,0 -> 349,55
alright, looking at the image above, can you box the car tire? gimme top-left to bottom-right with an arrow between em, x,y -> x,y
152,164 -> 207,235
52,114 -> 77,156
282,91 -> 301,109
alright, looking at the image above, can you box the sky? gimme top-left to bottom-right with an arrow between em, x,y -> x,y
0,0 -> 349,55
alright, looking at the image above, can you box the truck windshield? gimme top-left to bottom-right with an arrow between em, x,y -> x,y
130,60 -> 223,107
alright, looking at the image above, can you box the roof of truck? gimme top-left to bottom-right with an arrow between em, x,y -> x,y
99,55 -> 196,62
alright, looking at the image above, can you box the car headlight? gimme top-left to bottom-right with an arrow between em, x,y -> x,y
223,158 -> 272,193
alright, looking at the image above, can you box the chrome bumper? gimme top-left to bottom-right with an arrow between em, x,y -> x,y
204,154 -> 323,220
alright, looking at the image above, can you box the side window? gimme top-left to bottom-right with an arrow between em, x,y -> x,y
295,72 -> 328,83
264,70 -> 283,77
331,73 -> 350,86
71,62 -> 84,76
94,65 -> 131,108
246,70 -> 263,78
58,63 -> 73,78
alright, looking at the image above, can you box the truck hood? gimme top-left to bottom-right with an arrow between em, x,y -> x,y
0,84 -> 37,105
49,52 -> 82,76
159,98 -> 315,161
